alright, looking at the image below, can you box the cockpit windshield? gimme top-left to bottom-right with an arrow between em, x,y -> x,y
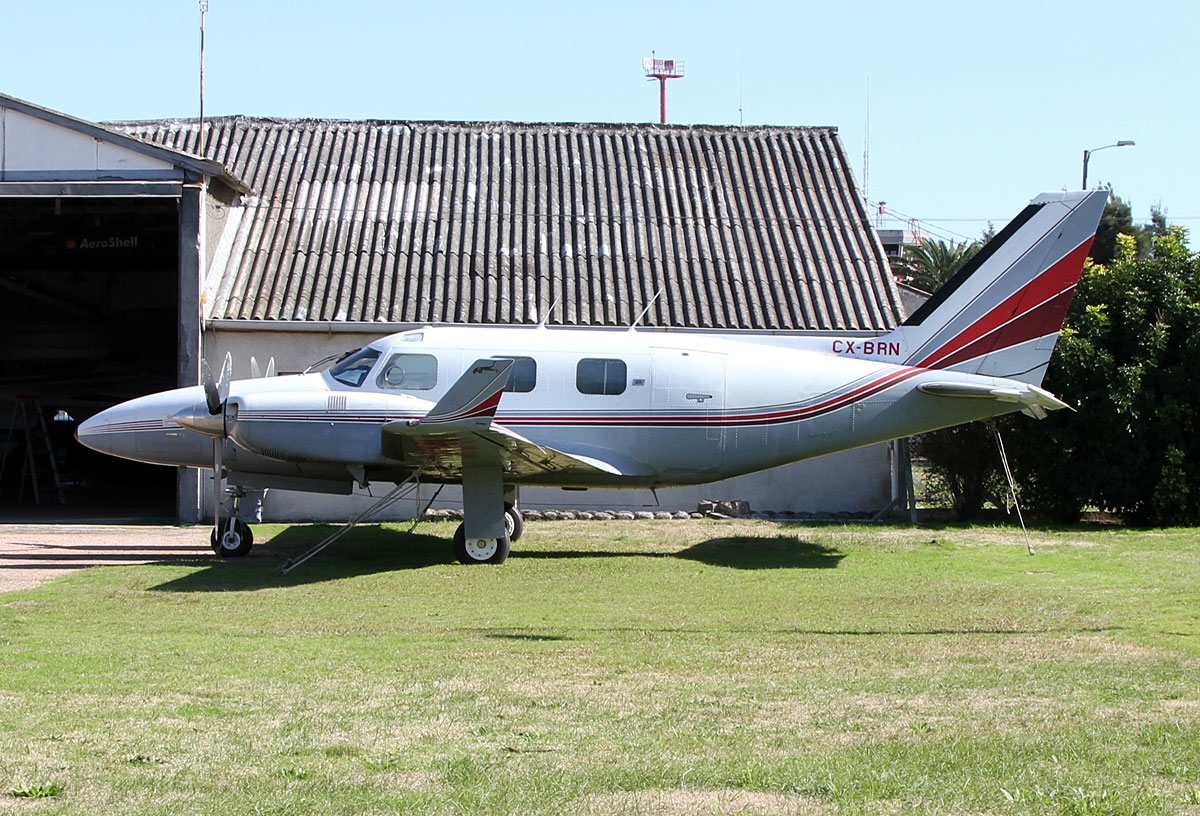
327,346 -> 382,387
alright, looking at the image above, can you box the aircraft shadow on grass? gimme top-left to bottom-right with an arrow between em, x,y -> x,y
150,526 -> 453,592
519,535 -> 845,570
150,529 -> 844,592
676,535 -> 845,570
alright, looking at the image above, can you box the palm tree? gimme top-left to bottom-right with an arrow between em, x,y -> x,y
892,238 -> 980,293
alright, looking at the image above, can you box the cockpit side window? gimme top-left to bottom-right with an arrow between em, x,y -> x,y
376,353 -> 438,390
328,347 -> 382,387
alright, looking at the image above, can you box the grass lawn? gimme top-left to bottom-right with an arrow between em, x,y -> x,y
1,520 -> 1197,815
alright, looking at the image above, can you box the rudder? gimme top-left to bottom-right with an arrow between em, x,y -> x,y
891,190 -> 1108,385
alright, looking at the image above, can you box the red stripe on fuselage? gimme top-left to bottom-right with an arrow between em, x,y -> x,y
498,365 -> 923,428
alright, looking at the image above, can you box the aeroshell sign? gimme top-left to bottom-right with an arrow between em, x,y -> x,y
66,235 -> 140,250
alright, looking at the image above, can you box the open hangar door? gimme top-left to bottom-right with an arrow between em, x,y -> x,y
0,195 -> 180,520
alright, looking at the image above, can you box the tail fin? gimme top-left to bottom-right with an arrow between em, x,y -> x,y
892,190 -> 1108,385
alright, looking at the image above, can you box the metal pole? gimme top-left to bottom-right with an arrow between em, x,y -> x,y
199,0 -> 208,156
659,77 -> 667,124
1082,141 -> 1134,190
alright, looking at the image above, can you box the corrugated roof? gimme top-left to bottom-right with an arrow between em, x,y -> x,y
114,118 -> 904,331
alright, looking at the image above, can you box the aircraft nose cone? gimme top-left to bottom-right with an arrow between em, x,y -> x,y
75,404 -> 144,459
75,412 -> 115,454
74,386 -> 217,467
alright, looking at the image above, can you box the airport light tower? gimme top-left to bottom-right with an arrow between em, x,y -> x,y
642,54 -> 684,124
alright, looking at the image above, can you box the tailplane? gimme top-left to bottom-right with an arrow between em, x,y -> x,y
891,190 -> 1108,385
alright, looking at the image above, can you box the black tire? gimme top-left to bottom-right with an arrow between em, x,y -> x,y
211,518 -> 254,558
452,523 -> 510,565
504,502 -> 524,543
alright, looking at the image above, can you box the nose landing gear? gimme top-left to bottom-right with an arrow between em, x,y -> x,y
211,517 -> 253,557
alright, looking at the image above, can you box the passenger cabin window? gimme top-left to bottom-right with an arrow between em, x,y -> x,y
497,356 -> 536,393
576,358 -> 627,396
377,353 -> 438,390
328,347 -> 381,387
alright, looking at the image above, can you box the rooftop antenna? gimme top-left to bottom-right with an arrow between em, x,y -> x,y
862,77 -> 870,203
199,0 -> 208,156
642,51 -> 684,124
738,47 -> 744,126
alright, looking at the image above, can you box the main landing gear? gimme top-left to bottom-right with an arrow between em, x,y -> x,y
452,502 -> 523,565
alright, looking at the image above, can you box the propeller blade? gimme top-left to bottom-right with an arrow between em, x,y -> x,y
201,359 -> 221,416
249,355 -> 276,378
217,352 -> 232,404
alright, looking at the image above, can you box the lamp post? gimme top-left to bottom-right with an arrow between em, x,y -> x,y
1082,141 -> 1134,189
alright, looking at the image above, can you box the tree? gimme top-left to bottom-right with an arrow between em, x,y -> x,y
891,238 -> 980,293
912,422 -> 1005,520
1090,189 -> 1159,264
1011,226 -> 1200,524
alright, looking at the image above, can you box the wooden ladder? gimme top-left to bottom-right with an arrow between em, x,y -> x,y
0,397 -> 66,505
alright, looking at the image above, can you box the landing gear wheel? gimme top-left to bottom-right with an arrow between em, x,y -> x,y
504,502 -> 524,543
453,523 -> 510,565
211,518 -> 254,558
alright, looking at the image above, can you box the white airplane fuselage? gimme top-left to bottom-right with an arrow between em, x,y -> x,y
79,324 -> 1051,491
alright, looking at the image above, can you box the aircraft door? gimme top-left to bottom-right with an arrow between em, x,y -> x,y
650,348 -> 727,479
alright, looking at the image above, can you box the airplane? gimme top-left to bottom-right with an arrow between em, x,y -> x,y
76,190 -> 1108,565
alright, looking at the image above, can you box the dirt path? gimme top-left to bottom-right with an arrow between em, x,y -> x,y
0,525 -> 210,593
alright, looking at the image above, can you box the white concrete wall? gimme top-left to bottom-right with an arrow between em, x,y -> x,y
199,328 -> 894,521
0,108 -> 175,178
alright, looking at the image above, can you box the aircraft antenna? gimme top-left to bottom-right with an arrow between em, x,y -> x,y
629,289 -> 664,331
642,52 -> 684,124
536,297 -> 561,328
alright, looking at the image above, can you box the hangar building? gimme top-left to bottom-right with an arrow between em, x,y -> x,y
0,92 -> 908,523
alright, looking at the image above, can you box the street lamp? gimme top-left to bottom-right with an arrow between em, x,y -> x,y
1082,141 -> 1135,189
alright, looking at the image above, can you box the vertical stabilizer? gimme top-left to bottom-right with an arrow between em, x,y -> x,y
891,190 -> 1107,385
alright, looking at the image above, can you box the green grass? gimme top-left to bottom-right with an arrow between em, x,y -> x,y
1,520 -> 1197,814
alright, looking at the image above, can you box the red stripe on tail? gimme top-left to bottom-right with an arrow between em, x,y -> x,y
917,237 -> 1093,370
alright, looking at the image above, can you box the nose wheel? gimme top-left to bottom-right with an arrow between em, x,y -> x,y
211,518 -> 254,557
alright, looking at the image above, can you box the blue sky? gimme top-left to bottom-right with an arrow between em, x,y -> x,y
2,0 -> 1188,243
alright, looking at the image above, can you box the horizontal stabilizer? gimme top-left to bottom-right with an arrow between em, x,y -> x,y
419,358 -> 513,430
918,380 -> 1070,419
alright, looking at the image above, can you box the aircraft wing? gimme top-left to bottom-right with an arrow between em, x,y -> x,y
379,357 -> 624,481
917,380 -> 1071,419
382,420 -> 624,481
